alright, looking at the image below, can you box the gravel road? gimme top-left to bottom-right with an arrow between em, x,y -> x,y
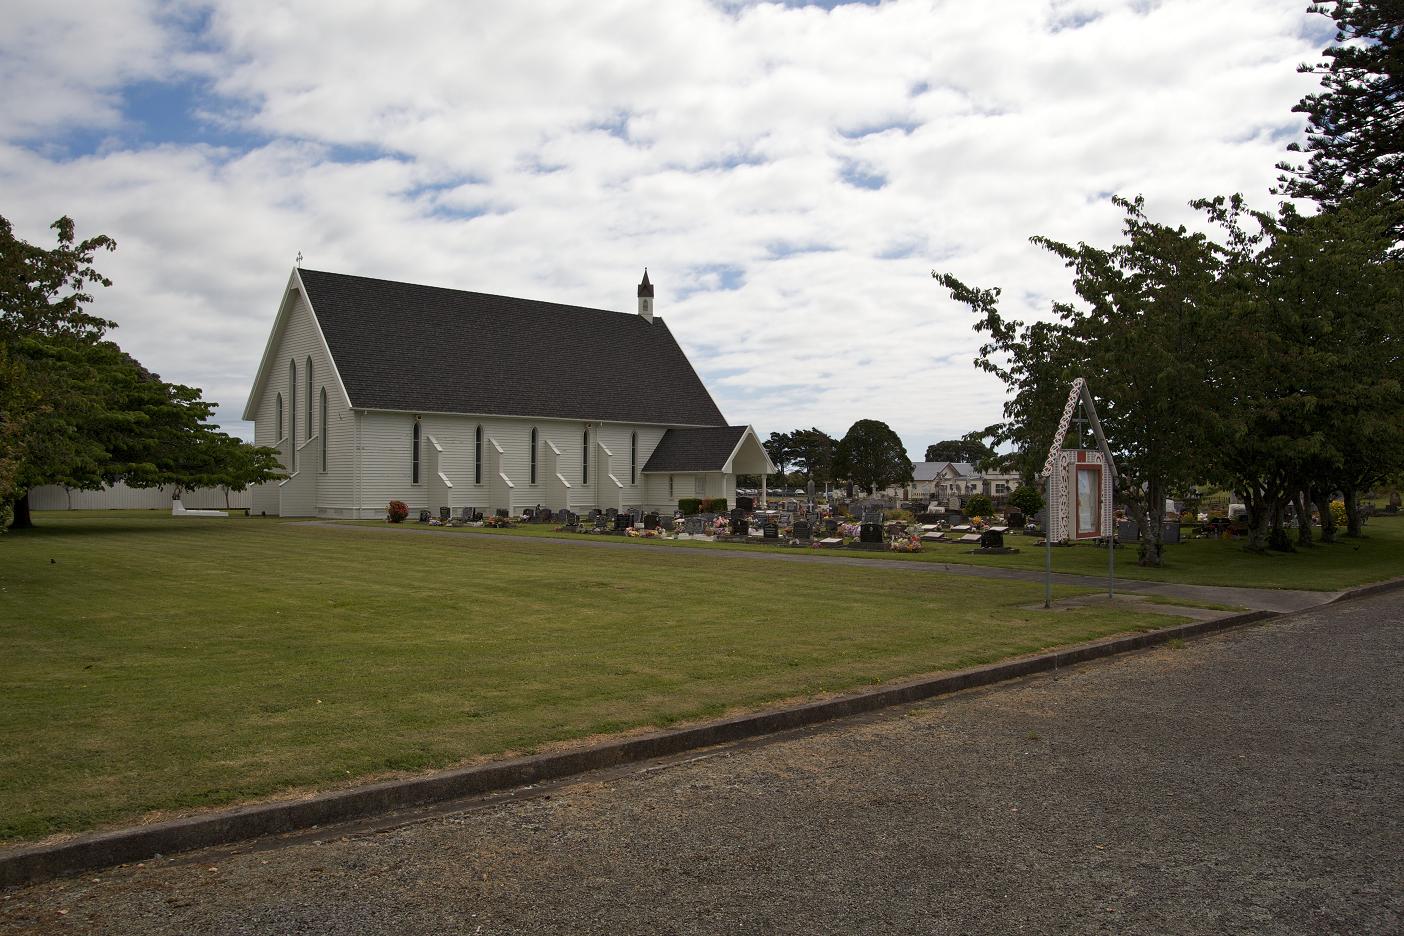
4,593 -> 1400,935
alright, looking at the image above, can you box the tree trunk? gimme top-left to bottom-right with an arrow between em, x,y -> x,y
1268,498 -> 1294,552
1294,489 -> 1313,547
1343,485 -> 1364,538
8,491 -> 33,530
1135,483 -> 1164,567
1243,485 -> 1271,553
1313,489 -> 1337,544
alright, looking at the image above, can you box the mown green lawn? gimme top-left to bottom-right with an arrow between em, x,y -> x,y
439,513 -> 1404,591
0,512 -> 1179,844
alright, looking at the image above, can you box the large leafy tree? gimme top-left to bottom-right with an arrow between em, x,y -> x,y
788,427 -> 836,486
2,214 -> 281,529
923,438 -> 995,465
936,196 -> 1221,565
833,419 -> 913,495
763,431 -> 794,479
1276,1 -> 1404,226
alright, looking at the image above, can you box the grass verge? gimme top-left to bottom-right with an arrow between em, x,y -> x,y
0,513 -> 1182,844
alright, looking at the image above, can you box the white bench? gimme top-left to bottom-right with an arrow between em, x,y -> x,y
171,498 -> 228,518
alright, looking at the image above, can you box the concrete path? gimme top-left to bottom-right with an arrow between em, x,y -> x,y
6,592 -> 1399,935
302,521 -> 1342,614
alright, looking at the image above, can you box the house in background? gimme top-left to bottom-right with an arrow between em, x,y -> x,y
890,461 -> 1021,507
242,269 -> 774,518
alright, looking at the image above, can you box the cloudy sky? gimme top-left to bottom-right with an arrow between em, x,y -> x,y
1,0 -> 1331,457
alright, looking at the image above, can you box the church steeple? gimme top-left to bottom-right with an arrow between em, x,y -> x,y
637,269 -> 655,323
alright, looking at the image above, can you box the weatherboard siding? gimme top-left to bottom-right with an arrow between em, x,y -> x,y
246,291 -> 357,516
346,413 -> 678,515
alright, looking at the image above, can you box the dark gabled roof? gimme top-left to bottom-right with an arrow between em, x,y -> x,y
296,269 -> 726,426
642,426 -> 748,472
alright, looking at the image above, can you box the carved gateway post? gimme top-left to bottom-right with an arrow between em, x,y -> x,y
1040,378 -> 1118,607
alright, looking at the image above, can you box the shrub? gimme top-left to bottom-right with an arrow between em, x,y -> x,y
1330,499 -> 1347,527
965,494 -> 994,518
701,497 -> 728,512
387,500 -> 409,523
678,498 -> 702,515
886,508 -> 913,522
1007,484 -> 1044,517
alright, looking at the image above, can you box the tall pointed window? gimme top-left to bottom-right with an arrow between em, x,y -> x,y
288,360 -> 297,470
530,428 -> 538,485
412,421 -> 421,484
475,425 -> 483,484
276,393 -> 283,440
319,387 -> 328,471
630,432 -> 638,484
582,429 -> 590,484
305,357 -> 314,442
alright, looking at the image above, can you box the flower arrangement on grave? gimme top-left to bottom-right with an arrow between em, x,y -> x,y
386,500 -> 409,523
838,521 -> 861,538
969,516 -> 987,531
483,515 -> 516,528
889,534 -> 923,553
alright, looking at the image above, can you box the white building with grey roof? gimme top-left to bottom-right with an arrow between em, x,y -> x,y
242,269 -> 774,518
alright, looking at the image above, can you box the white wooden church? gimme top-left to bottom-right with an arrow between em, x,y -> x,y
243,269 -> 774,518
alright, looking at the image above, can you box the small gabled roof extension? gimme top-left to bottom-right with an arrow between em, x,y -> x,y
295,269 -> 727,427
642,425 -> 776,474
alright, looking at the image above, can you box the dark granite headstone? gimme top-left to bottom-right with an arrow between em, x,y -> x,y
860,521 -> 883,543
563,511 -> 578,528
643,512 -> 660,530
763,521 -> 779,539
979,529 -> 1005,549
1008,511 -> 1025,529
496,508 -> 509,518
418,510 -> 431,523
684,516 -> 705,536
439,506 -> 451,521
824,517 -> 839,534
613,513 -> 631,531
605,508 -> 618,518
730,508 -> 748,536
793,519 -> 812,541
736,495 -> 755,512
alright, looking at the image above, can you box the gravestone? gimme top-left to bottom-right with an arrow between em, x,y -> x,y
763,521 -> 779,540
606,508 -> 618,518
860,521 -> 883,544
1117,519 -> 1138,542
793,519 -> 812,542
1008,511 -> 1025,529
736,495 -> 755,512
593,514 -> 608,531
418,510 -> 431,523
684,516 -> 705,536
563,511 -> 578,528
730,508 -> 748,536
643,512 -> 660,530
613,513 -> 632,531
496,508 -> 509,519
588,509 -> 601,521
439,506 -> 451,521
824,517 -> 839,535
979,529 -> 1005,549
1161,521 -> 1182,545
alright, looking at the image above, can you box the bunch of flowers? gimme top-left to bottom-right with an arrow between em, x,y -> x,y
483,515 -> 515,528
969,516 -> 987,531
838,522 -> 862,538
889,534 -> 923,553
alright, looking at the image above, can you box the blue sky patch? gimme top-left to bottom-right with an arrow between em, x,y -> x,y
839,159 -> 886,190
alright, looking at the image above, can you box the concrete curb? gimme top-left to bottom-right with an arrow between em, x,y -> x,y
9,579 -> 1404,888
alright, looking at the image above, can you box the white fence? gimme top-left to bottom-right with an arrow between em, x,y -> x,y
27,482 -> 251,511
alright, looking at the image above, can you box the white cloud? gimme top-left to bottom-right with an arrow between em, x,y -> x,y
0,0 -> 1325,456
